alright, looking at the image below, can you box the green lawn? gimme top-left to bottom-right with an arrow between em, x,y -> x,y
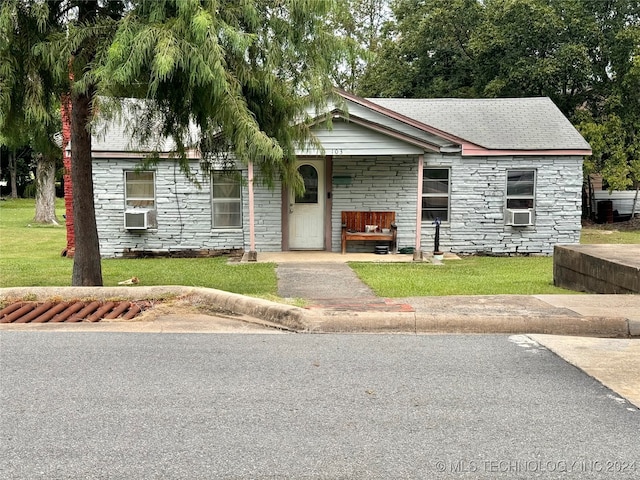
579,227 -> 640,244
0,198 -> 71,286
350,257 -> 565,297
0,198 -> 278,296
1,198 -> 637,296
351,220 -> 639,297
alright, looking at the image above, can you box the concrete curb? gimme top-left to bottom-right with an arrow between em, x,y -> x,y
301,312 -> 631,336
0,286 -> 635,337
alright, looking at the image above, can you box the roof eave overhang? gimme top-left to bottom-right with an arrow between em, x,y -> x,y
91,149 -> 200,159
462,146 -> 593,156
336,89 -> 475,150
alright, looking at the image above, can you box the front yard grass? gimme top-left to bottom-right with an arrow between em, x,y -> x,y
0,198 -> 277,296
1,198 -> 637,296
349,257 -> 565,297
579,226 -> 640,244
353,219 -> 639,297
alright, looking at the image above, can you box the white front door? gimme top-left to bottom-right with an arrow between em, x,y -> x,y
289,160 -> 325,250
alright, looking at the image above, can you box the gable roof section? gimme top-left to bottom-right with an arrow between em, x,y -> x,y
307,116 -> 428,156
87,93 -> 591,158
90,98 -> 200,158
306,107 -> 456,154
337,90 -> 591,156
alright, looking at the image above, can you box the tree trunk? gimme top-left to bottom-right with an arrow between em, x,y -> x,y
34,154 -> 59,224
71,91 -> 103,286
61,93 -> 75,256
631,182 -> 639,219
8,149 -> 18,199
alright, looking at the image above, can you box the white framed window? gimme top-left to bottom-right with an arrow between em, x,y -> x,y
506,169 -> 535,226
422,168 -> 450,222
212,171 -> 242,228
506,170 -> 536,209
125,170 -> 155,208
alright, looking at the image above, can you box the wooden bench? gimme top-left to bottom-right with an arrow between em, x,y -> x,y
341,211 -> 397,254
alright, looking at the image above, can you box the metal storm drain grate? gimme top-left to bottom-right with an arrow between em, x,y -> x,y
0,300 -> 151,324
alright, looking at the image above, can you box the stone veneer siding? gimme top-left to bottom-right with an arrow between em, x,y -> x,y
94,154 -> 582,257
93,158 -> 282,258
331,155 -> 419,252
332,154 -> 583,256
426,154 -> 584,255
248,176 -> 283,252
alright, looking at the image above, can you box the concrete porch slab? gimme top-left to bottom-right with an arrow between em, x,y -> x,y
535,294 -> 640,320
252,251 -> 460,263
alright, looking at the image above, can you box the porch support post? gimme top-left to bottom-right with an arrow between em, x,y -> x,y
245,160 -> 257,262
324,155 -> 333,251
414,154 -> 424,261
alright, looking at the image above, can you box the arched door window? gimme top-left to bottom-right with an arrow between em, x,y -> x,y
295,164 -> 319,204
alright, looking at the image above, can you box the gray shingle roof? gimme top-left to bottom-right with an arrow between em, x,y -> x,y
92,115 -> 175,152
91,98 -> 199,152
367,97 -> 591,151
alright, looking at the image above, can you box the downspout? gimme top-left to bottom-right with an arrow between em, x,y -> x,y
244,160 -> 257,261
414,154 -> 424,261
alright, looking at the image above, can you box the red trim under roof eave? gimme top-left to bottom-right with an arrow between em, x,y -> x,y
463,146 -> 593,156
91,149 -> 201,159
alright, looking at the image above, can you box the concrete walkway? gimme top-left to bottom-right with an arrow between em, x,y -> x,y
277,262 -> 376,302
267,252 -> 639,336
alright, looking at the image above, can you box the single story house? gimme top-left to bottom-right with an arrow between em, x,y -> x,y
89,90 -> 591,258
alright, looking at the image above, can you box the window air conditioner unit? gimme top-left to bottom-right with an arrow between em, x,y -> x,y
506,209 -> 533,226
124,209 -> 149,230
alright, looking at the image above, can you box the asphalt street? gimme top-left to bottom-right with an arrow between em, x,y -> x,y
1,332 -> 639,479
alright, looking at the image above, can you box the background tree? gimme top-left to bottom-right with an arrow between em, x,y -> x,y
329,0 -> 389,92
0,0 -> 63,219
574,1 -> 640,208
32,113 -> 62,224
359,0 -> 482,98
0,140 -> 30,199
0,134 -> 61,224
469,0 -> 593,115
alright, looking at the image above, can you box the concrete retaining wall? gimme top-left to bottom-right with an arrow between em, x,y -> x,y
554,244 -> 640,294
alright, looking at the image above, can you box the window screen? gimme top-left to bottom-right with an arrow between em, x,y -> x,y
212,171 -> 242,228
